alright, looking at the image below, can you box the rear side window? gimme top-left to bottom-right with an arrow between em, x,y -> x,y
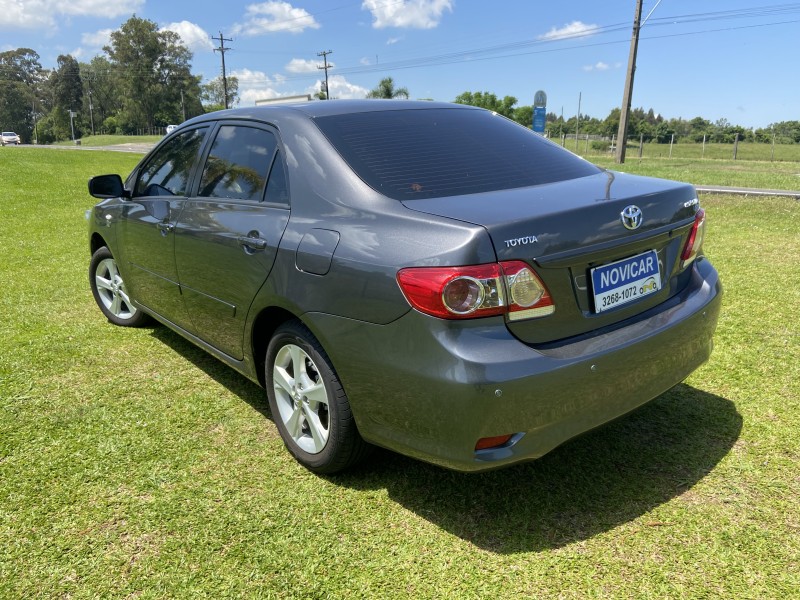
135,127 -> 207,197
314,108 -> 600,200
198,125 -> 278,202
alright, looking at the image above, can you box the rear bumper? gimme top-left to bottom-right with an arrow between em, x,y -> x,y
306,257 -> 722,472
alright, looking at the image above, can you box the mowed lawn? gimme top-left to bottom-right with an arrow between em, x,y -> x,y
1,147 -> 798,598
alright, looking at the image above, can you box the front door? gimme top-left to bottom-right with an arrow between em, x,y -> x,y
117,127 -> 208,325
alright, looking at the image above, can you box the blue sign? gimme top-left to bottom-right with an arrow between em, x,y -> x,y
533,106 -> 546,134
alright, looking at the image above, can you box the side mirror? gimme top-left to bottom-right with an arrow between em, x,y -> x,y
88,174 -> 130,199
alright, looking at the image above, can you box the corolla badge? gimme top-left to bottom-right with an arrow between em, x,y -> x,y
620,205 -> 643,230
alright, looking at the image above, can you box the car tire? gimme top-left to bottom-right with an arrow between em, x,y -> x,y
266,320 -> 371,474
89,246 -> 148,327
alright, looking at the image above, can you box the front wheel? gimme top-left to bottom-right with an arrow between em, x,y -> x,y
266,320 -> 370,474
89,246 -> 148,327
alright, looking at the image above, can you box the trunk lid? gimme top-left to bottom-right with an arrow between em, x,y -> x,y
401,171 -> 701,344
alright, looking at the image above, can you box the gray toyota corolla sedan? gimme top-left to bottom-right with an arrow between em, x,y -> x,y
87,100 -> 721,473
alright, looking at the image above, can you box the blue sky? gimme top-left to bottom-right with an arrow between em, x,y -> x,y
1,0 -> 797,128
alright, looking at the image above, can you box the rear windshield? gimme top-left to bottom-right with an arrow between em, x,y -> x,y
313,108 -> 600,200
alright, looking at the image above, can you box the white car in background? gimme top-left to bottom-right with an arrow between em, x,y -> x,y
1,132 -> 21,145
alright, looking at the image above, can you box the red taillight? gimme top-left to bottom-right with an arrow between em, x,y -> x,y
396,264 -> 505,319
475,434 -> 514,451
681,208 -> 706,268
396,261 -> 554,321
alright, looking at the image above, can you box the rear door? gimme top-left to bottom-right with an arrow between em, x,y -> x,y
117,126 -> 208,324
174,122 -> 290,359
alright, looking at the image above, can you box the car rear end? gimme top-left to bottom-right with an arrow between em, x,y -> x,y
308,103 -> 721,471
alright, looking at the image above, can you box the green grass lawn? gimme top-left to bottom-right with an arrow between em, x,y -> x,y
1,148 -> 798,597
592,155 -> 800,191
51,134 -> 163,147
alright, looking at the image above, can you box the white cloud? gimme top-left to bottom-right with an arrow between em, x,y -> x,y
362,0 -> 453,29
386,36 -> 403,45
58,0 -> 143,18
162,21 -> 214,53
241,87 -> 283,105
232,1 -> 320,36
286,58 -> 325,74
583,61 -> 610,72
539,21 -> 599,41
232,68 -> 275,87
81,28 -> 113,48
308,75 -> 369,99
0,0 -> 143,29
231,68 -> 279,105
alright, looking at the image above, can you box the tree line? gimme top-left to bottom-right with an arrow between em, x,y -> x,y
453,91 -> 800,145
0,16 -> 236,143
1,15 -> 798,145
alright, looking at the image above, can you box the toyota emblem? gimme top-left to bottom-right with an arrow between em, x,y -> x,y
621,205 -> 643,230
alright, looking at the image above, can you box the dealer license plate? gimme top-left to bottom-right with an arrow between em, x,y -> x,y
591,250 -> 661,313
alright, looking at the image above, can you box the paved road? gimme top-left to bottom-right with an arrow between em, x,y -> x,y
695,184 -> 800,199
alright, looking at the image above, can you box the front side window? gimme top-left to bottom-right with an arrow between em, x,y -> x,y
198,126 -> 278,202
135,127 -> 207,197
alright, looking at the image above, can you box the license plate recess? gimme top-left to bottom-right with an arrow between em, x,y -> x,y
590,249 -> 661,313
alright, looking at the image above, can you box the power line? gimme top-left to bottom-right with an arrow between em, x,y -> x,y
246,6 -> 800,84
2,4 -> 798,88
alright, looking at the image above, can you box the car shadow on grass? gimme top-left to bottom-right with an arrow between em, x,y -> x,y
149,326 -> 269,414
149,328 -> 740,554
333,384 -> 741,554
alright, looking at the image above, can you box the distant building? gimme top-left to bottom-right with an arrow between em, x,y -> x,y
255,95 -> 313,106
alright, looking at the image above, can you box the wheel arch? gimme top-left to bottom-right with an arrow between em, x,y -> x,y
250,306 -> 301,387
90,232 -> 108,255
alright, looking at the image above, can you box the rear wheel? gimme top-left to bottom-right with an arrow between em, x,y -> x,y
266,320 -> 370,474
89,246 -> 148,327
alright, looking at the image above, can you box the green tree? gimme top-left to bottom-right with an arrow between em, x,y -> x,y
104,16 -> 198,132
602,107 -> 621,138
755,121 -> 800,144
201,76 -> 240,112
0,48 -> 45,142
513,105 -> 533,128
47,54 -> 84,139
366,77 -> 409,99
688,117 -> 712,142
454,91 -> 517,119
80,56 -> 123,134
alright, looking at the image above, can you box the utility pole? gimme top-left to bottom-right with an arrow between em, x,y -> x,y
575,92 -> 581,152
69,110 -> 76,142
32,99 -> 38,144
213,31 -> 233,109
317,50 -> 332,100
615,0 -> 644,164
88,89 -> 95,136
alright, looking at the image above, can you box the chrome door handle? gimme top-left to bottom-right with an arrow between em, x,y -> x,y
237,235 -> 267,250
